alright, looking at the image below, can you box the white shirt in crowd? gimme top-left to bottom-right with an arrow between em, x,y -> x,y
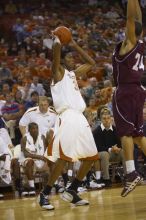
19,106 -> 57,136
30,83 -> 46,96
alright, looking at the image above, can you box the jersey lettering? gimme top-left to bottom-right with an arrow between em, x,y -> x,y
132,53 -> 144,71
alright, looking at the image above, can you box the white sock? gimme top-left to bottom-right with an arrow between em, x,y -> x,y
95,171 -> 101,180
67,169 -> 73,177
28,180 -> 35,188
54,180 -> 58,184
83,176 -> 86,181
126,160 -> 135,174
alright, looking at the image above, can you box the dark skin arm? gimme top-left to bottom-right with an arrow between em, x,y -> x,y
45,129 -> 54,147
120,0 -> 143,55
51,36 -> 95,83
21,136 -> 48,162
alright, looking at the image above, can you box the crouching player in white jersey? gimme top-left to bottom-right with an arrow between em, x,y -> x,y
38,34 -> 99,210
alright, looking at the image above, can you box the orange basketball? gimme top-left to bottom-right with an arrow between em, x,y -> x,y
53,26 -> 72,45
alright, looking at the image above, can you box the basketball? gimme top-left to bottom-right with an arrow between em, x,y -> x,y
53,26 -> 72,45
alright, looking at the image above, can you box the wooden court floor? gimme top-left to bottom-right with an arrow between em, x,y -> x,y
1,185 -> 146,220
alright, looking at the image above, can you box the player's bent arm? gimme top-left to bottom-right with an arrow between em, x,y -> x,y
71,39 -> 95,77
74,64 -> 94,78
71,39 -> 95,66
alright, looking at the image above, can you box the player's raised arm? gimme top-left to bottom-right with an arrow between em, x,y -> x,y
135,0 -> 142,24
51,35 -> 62,82
126,0 -> 142,45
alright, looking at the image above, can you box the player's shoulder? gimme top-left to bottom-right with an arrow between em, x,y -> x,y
138,39 -> 145,48
65,68 -> 74,76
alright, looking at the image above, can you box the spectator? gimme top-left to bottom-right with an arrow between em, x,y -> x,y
93,111 -> 126,187
0,62 -> 12,83
1,92 -> 20,140
19,96 -> 56,137
140,0 -> 146,8
14,90 -> 25,106
25,91 -> 39,110
12,18 -> 25,44
20,122 -> 50,196
0,83 -> 11,100
30,76 -> 46,96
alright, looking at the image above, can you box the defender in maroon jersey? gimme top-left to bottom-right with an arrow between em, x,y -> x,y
112,0 -> 146,197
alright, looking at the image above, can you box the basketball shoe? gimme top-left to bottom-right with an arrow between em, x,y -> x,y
121,170 -> 142,197
61,189 -> 89,206
38,192 -> 54,210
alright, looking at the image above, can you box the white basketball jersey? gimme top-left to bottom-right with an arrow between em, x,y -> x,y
51,69 -> 86,113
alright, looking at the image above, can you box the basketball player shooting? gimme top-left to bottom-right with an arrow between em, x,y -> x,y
38,26 -> 99,210
112,0 -> 146,197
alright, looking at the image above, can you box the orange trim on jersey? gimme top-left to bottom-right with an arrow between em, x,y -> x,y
80,154 -> 99,161
59,142 -> 73,162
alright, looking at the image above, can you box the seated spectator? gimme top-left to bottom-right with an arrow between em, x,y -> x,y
20,122 -> 50,196
0,83 -> 11,100
140,0 -> 146,8
25,91 -> 39,110
12,18 -> 25,44
30,76 -> 46,96
103,6 -> 120,20
19,96 -> 56,137
1,92 -> 20,140
93,111 -> 126,187
19,79 -> 34,102
1,91 -> 24,145
14,90 -> 25,106
36,53 -> 47,65
0,62 -> 12,84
